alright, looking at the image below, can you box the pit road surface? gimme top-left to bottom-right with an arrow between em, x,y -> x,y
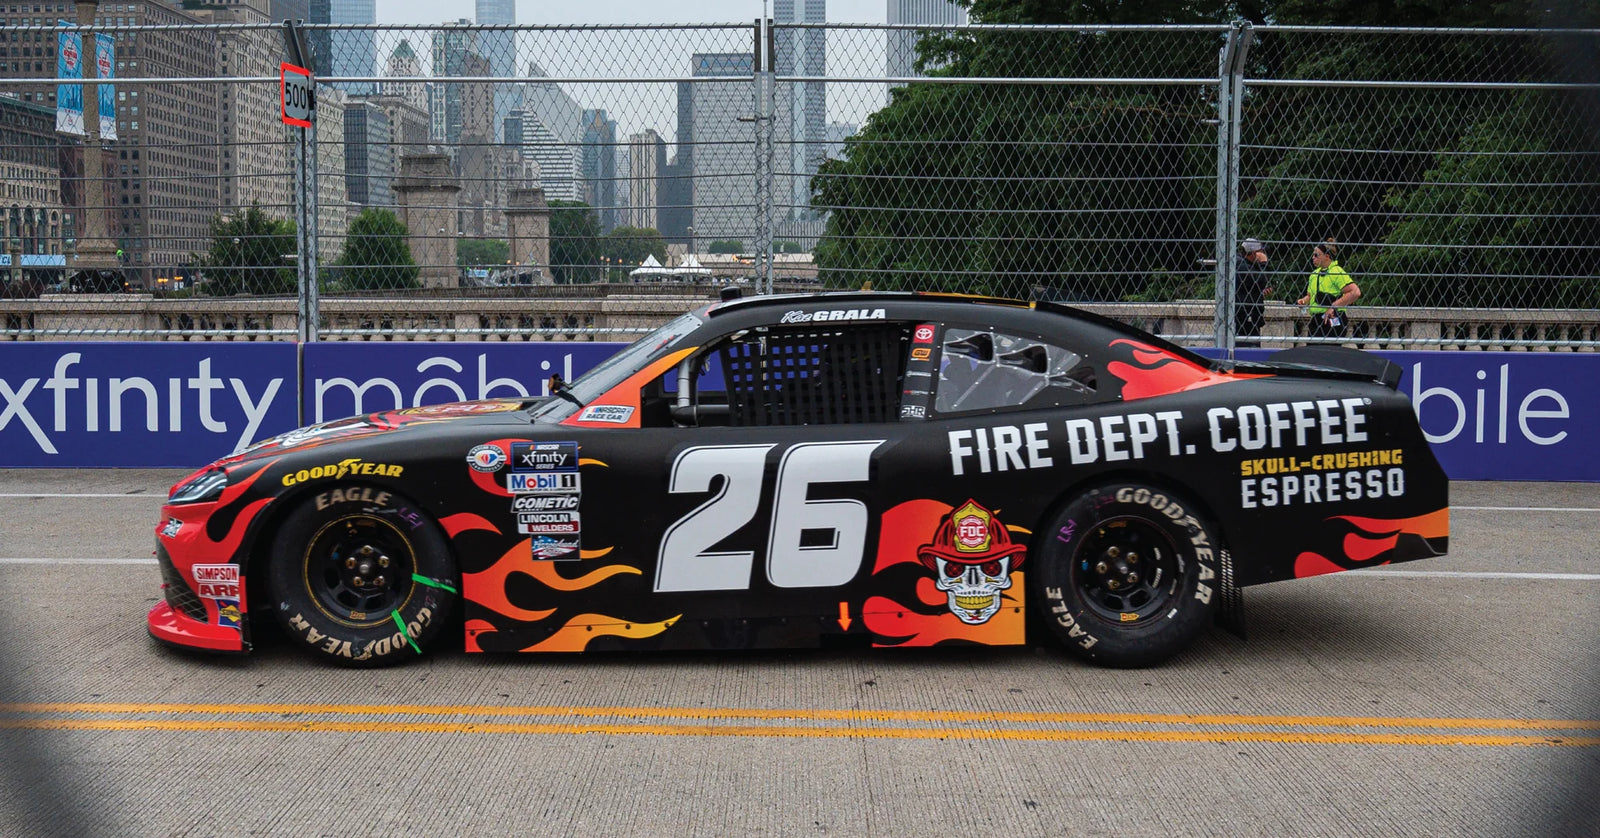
1,469 -> 1596,837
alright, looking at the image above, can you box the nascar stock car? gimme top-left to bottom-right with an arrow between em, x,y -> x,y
148,291 -> 1448,668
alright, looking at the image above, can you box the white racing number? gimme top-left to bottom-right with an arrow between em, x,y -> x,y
654,440 -> 885,593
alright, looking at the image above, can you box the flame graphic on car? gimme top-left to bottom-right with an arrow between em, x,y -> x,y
865,499 -> 1027,646
198,459 -> 279,557
1293,508 -> 1450,578
463,537 -> 672,652
1104,338 -> 1263,400
517,613 -> 679,652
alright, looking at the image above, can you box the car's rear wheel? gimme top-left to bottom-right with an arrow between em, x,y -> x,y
1034,483 -> 1220,668
266,485 -> 457,667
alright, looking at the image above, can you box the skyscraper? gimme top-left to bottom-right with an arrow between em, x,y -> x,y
581,110 -> 619,232
328,0 -> 377,95
626,130 -> 666,231
430,21 -> 476,146
775,1 -> 826,220
475,0 -> 517,143
887,0 -> 967,80
683,53 -> 793,244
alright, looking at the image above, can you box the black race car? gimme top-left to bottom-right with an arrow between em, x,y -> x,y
149,292 -> 1448,668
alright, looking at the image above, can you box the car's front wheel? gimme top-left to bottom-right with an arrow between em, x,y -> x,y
1034,483 -> 1221,668
266,485 -> 457,667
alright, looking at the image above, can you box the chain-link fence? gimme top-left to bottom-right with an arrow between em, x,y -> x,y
0,19 -> 1595,346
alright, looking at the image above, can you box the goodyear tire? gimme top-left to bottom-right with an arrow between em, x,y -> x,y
1034,483 -> 1221,668
266,484 -> 458,667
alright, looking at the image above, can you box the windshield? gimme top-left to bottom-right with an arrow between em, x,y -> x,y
530,310 -> 705,422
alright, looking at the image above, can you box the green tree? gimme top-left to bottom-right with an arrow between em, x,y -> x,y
601,226 -> 669,272
708,239 -> 745,254
334,209 -> 420,291
549,200 -> 601,283
457,238 -> 510,270
200,205 -> 296,296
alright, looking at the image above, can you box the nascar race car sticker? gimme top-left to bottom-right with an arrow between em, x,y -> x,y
577,405 -> 635,424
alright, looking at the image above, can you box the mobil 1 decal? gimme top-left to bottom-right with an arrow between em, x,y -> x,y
946,398 -> 1399,509
509,441 -> 582,559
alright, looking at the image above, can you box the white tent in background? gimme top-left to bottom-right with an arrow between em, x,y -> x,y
673,253 -> 713,281
629,253 -> 673,282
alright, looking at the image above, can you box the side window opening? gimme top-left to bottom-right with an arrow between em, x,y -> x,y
661,324 -> 908,427
936,328 -> 1098,414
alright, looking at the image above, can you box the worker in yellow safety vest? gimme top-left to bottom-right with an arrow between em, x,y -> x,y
1297,238 -> 1360,340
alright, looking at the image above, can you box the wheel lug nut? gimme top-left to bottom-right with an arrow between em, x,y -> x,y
352,576 -> 364,586
1127,572 -> 1139,584
344,558 -> 356,569
360,546 -> 374,556
374,576 -> 386,587
378,555 -> 390,568
1108,546 -> 1120,558
1107,580 -> 1120,590
1127,553 -> 1138,564
1095,561 -> 1109,574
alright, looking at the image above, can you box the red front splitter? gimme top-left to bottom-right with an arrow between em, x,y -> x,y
147,601 -> 246,653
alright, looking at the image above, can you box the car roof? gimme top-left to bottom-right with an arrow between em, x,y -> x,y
702,290 -> 1216,369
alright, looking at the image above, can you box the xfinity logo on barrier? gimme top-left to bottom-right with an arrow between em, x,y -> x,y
0,352 -> 283,456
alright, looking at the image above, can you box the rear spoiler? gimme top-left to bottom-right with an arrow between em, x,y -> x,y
1265,346 -> 1403,390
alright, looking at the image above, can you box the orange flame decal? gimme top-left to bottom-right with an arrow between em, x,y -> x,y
1105,338 -> 1263,400
1293,508 -> 1450,579
440,512 -> 500,539
519,614 -> 679,652
524,560 -> 640,592
462,540 -> 560,622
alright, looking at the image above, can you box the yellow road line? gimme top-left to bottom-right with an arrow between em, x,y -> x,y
0,716 -> 1594,746
2,702 -> 1595,732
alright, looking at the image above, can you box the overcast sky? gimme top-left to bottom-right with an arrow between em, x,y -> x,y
371,0 -> 902,140
376,1 -> 889,26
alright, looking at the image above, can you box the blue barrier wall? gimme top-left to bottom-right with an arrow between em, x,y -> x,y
0,343 -> 298,468
2,343 -> 1594,480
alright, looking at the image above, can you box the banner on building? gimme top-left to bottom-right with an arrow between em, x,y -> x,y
55,23 -> 84,136
95,32 -> 116,141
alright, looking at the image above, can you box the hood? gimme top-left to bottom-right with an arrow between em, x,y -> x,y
216,399 -> 539,468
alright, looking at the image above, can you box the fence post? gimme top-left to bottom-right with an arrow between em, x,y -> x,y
284,20 -> 319,343
1214,21 -> 1252,354
755,16 -> 776,295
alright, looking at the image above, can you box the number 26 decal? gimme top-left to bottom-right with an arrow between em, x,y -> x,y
654,440 -> 885,593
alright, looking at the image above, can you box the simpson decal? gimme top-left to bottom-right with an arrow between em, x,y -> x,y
192,564 -> 240,599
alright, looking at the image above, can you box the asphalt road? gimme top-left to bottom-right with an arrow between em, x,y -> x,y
0,469 -> 1596,838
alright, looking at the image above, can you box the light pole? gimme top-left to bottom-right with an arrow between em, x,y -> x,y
69,0 -> 119,274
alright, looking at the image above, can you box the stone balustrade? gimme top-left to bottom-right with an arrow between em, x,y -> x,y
2,292 -> 1597,350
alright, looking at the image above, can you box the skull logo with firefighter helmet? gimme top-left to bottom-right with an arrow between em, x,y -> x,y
917,499 -> 1026,625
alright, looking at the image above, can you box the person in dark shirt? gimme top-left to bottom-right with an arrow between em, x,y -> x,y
1235,238 -> 1272,346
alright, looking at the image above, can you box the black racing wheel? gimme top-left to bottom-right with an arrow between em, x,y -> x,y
1034,483 -> 1221,668
266,485 -> 458,667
